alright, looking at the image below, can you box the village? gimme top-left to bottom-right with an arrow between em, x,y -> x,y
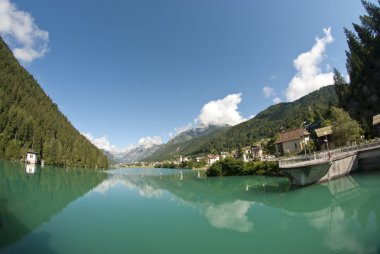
116,113 -> 380,169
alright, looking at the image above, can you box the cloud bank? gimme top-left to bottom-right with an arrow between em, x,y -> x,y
285,27 -> 334,101
0,0 -> 49,62
82,133 -> 120,153
83,133 -> 162,154
197,93 -> 246,126
138,136 -> 162,148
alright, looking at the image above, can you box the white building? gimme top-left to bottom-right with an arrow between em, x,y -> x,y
26,151 -> 38,164
251,146 -> 263,160
207,154 -> 220,165
274,128 -> 310,155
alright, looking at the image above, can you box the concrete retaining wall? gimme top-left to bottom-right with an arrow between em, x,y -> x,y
282,147 -> 380,187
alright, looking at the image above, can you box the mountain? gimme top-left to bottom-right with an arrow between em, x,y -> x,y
0,37 -> 108,168
105,145 -> 161,164
142,125 -> 230,162
185,85 -> 338,155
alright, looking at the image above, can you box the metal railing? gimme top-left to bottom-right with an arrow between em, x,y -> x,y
279,138 -> 380,168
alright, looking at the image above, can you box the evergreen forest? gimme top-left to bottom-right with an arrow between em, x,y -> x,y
0,37 -> 108,168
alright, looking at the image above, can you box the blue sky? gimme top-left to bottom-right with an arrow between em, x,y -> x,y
0,0 -> 368,152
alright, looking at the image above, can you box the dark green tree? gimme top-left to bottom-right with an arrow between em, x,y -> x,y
0,37 -> 108,168
343,0 -> 380,135
331,107 -> 363,146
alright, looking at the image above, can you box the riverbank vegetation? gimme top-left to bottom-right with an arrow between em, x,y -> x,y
206,157 -> 279,177
154,160 -> 207,169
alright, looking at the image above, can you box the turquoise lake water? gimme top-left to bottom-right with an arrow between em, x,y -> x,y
1,159 -> 380,254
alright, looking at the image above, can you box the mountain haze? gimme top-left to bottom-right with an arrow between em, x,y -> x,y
104,145 -> 161,164
142,125 -> 230,162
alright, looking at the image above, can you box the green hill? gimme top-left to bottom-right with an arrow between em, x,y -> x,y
183,85 -> 338,156
0,37 -> 108,168
143,125 -> 230,162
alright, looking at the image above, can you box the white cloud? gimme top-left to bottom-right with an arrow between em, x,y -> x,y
83,132 -> 162,155
262,86 -> 275,98
285,27 -> 334,102
170,123 -> 193,137
138,136 -> 162,148
82,133 -> 119,153
197,93 -> 246,126
82,133 -> 162,154
273,97 -> 282,104
205,200 -> 253,233
0,0 -> 49,62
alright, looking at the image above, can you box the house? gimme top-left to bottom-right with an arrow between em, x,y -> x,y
220,152 -> 231,159
26,151 -> 38,164
274,128 -> 310,155
195,157 -> 204,163
251,145 -> 263,160
242,145 -> 263,162
177,155 -> 189,163
207,154 -> 220,165
242,146 -> 252,162
314,125 -> 335,150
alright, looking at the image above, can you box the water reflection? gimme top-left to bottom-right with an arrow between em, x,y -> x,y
2,163 -> 379,254
0,160 -> 106,250
101,168 -> 380,253
25,164 -> 36,174
205,200 -> 253,232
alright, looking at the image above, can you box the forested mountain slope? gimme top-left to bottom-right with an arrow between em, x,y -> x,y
0,37 -> 108,168
186,85 -> 338,156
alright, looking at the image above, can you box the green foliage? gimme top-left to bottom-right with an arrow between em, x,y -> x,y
343,0 -> 380,135
331,107 -> 363,146
154,159 -> 206,169
154,162 -> 178,169
192,86 -> 338,156
333,69 -> 350,108
0,37 -> 108,168
206,157 -> 279,177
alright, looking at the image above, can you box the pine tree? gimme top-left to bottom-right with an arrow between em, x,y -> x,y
344,0 -> 380,136
0,36 -> 108,168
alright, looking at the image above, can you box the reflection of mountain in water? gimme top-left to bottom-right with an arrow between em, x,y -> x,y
0,160 -> 107,249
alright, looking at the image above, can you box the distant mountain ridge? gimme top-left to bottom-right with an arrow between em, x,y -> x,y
142,125 -> 230,162
105,125 -> 230,163
105,144 -> 161,164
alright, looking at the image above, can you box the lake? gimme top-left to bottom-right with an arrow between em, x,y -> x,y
1,159 -> 380,254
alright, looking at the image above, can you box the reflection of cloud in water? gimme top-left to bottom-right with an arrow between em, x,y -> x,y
205,200 -> 253,233
93,178 -> 121,195
93,177 -> 163,199
309,207 -> 377,254
138,185 -> 163,198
